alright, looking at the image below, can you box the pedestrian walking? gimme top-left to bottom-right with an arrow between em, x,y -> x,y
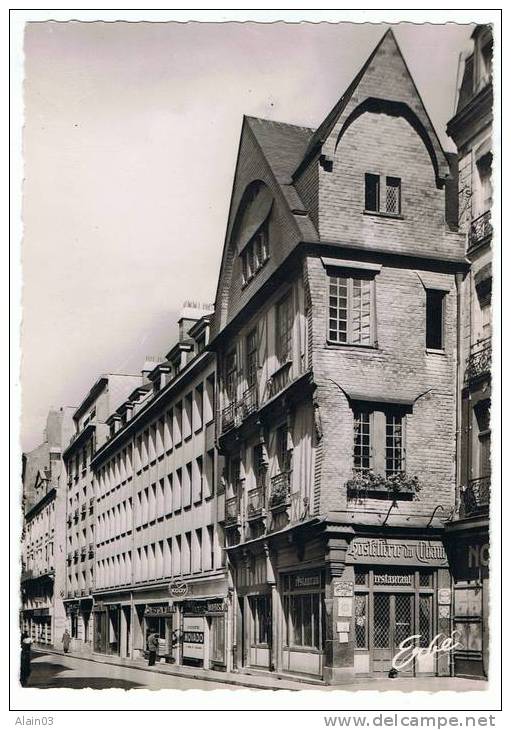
147,632 -> 159,666
62,629 -> 71,654
20,632 -> 33,687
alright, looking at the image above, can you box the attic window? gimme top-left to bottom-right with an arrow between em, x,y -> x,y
365,174 -> 401,216
241,220 -> 269,285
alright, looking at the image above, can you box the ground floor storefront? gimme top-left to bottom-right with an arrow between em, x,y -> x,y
63,597 -> 93,655
91,573 -> 232,670
21,608 -> 53,646
445,518 -> 489,680
227,521 -> 463,684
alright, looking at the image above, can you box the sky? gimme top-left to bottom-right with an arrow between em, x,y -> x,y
21,20 -> 475,452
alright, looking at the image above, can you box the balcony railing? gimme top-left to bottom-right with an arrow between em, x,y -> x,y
224,496 -> 241,527
460,476 -> 490,517
240,384 -> 258,419
221,402 -> 236,432
269,472 -> 291,511
465,337 -> 491,383
247,486 -> 266,520
469,210 -> 492,249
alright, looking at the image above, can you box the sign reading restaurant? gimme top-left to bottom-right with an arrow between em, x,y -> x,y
346,538 -> 448,566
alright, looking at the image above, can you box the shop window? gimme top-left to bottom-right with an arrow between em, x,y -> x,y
285,592 -> 324,650
426,289 -> 445,350
328,274 -> 374,346
249,594 -> 271,646
365,173 -> 401,215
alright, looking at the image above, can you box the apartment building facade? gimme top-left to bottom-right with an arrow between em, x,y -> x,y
89,307 -> 231,670
210,30 -> 467,683
62,372 -> 142,655
21,408 -> 74,646
445,24 -> 493,680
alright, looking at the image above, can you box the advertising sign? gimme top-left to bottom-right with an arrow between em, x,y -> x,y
168,580 -> 188,598
182,616 -> 205,660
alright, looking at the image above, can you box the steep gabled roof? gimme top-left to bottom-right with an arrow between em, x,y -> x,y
245,116 -> 314,184
245,116 -> 319,240
293,28 -> 451,185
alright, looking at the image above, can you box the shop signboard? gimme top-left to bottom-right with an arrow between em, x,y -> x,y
144,604 -> 175,618
182,599 -> 226,615
346,538 -> 448,567
182,616 -> 205,660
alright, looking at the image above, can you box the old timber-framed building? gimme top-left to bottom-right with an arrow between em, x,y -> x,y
209,29 -> 467,683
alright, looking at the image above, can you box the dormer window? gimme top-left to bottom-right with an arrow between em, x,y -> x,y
241,220 -> 269,285
365,173 -> 401,216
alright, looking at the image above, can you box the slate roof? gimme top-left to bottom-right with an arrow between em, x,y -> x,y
245,116 -> 319,241
245,116 -> 314,184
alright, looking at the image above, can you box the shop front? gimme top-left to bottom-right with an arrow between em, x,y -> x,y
179,598 -> 228,670
64,598 -> 93,654
140,603 -> 176,662
280,569 -> 326,677
445,526 -> 489,679
345,536 -> 452,678
93,602 -> 121,655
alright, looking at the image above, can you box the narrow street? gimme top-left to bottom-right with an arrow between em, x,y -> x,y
24,650 -> 245,691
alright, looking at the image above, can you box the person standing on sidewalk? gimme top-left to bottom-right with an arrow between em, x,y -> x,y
147,632 -> 159,666
20,632 -> 33,686
62,629 -> 71,654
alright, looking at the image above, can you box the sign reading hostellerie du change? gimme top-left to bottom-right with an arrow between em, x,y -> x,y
346,538 -> 448,567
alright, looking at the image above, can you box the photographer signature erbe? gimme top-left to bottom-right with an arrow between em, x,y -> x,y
392,631 -> 464,671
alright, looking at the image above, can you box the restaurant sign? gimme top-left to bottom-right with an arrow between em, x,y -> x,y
346,538 -> 448,567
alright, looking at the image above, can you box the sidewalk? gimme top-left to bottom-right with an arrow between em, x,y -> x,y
36,647 -> 488,693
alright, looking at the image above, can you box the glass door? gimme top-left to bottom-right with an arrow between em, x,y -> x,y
372,593 -> 414,675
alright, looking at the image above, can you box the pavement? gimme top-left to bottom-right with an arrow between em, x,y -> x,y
24,647 -> 489,693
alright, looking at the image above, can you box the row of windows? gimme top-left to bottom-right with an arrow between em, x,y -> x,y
241,220 -> 269,285
68,525 -> 94,549
95,526 -> 218,589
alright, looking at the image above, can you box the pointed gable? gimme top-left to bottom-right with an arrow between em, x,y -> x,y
294,29 -> 450,187
211,116 -> 319,340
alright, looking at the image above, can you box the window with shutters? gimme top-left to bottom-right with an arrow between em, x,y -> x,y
354,408 -> 405,477
246,329 -> 258,388
365,173 -> 401,215
328,274 -> 374,345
